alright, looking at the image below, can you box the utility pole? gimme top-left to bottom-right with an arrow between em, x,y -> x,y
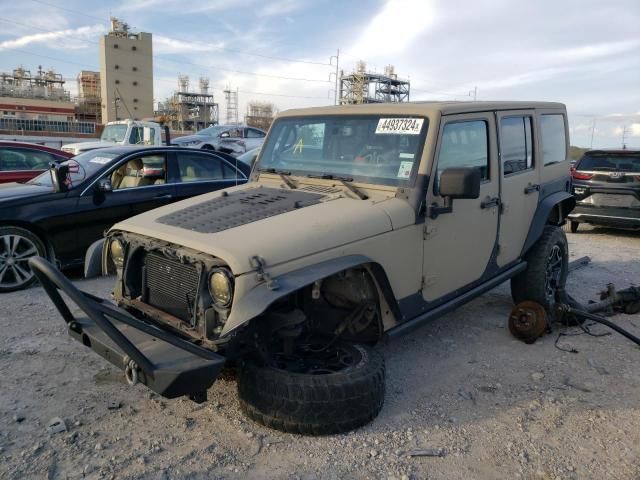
473,86 -> 477,101
589,118 -> 596,149
330,49 -> 340,105
622,125 -> 629,150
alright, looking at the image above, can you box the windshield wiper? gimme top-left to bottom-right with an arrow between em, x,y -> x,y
258,167 -> 298,189
306,173 -> 368,200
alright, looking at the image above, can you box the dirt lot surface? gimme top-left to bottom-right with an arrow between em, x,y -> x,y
1,226 -> 639,480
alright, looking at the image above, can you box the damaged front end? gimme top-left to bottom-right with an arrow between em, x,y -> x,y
29,256 -> 226,402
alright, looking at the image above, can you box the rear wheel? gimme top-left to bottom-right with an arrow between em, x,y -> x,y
0,226 -> 46,292
237,339 -> 385,435
511,225 -> 569,312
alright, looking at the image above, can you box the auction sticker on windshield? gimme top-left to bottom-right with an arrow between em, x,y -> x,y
376,118 -> 424,135
90,156 -> 115,164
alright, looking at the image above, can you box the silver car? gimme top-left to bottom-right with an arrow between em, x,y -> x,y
172,125 -> 266,156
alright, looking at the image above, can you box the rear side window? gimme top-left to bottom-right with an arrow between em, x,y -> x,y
578,154 -> 640,173
177,152 -> 223,182
500,116 -> 533,175
540,114 -> 566,165
437,120 -> 489,181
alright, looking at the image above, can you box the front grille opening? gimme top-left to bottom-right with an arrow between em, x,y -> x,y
144,252 -> 200,322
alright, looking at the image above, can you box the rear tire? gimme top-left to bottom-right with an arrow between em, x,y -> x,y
237,340 -> 385,435
511,225 -> 569,312
0,226 -> 47,292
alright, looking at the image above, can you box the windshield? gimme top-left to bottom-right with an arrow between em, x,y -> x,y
27,150 -> 120,188
196,126 -> 226,137
257,115 -> 427,186
577,153 -> 640,173
100,124 -> 128,142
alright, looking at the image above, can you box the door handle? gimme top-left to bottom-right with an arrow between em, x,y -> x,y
524,183 -> 540,194
154,194 -> 172,200
480,197 -> 500,209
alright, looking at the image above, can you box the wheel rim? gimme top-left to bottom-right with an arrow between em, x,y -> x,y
270,341 -> 360,375
0,234 -> 38,289
544,244 -> 564,302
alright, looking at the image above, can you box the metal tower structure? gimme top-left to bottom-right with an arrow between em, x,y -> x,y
339,62 -> 410,105
223,87 -> 239,125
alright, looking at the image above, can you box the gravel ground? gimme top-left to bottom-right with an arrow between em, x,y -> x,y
1,225 -> 639,480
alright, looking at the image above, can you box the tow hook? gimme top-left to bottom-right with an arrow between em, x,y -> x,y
123,356 -> 139,386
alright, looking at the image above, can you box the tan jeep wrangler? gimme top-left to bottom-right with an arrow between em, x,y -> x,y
32,101 -> 575,434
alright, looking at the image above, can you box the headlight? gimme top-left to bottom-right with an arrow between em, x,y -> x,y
182,140 -> 203,146
209,269 -> 233,307
109,239 -> 125,267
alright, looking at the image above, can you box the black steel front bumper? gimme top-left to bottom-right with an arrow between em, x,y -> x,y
29,257 -> 225,401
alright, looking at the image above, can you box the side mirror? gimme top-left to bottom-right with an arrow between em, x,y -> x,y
220,131 -> 230,138
97,177 -> 113,192
429,167 -> 481,219
439,167 -> 481,199
50,163 -> 69,193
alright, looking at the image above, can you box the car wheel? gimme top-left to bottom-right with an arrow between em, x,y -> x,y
0,226 -> 47,292
511,225 -> 569,312
201,144 -> 215,150
563,221 -> 579,233
237,339 -> 385,435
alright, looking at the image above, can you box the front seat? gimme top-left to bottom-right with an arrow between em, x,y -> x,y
118,159 -> 144,189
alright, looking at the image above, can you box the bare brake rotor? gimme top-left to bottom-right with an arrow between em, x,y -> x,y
508,301 -> 548,344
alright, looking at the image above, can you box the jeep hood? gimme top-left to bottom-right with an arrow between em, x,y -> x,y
112,187 -> 410,275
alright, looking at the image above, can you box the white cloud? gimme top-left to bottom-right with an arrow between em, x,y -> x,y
259,0 -> 303,17
154,36 -> 225,55
347,0 -> 437,59
0,24 -> 105,51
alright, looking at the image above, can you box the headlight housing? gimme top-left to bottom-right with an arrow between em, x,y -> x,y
109,238 -> 125,267
182,139 -> 203,146
209,268 -> 233,307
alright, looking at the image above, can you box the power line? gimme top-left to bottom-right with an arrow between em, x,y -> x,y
25,0 -> 332,66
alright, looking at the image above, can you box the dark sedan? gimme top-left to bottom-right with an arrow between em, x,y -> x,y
0,146 -> 250,292
567,149 -> 640,232
0,141 -> 72,184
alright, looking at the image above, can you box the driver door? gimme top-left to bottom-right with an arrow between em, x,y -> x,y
422,112 -> 500,301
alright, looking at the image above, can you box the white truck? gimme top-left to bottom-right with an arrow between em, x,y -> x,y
62,120 -> 163,155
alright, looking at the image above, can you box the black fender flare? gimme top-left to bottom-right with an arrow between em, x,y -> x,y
220,254 -> 397,336
521,192 -> 575,255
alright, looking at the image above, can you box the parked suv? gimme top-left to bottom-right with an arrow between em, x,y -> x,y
567,149 -> 640,232
32,101 -> 574,435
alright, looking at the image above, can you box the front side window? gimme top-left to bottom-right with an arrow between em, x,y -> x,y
540,114 -> 566,165
177,152 -> 223,182
111,154 -> 166,189
436,120 -> 489,181
258,115 -> 428,186
500,116 -> 533,175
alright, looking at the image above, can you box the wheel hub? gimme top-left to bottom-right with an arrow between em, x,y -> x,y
508,301 -> 548,344
0,233 -> 38,288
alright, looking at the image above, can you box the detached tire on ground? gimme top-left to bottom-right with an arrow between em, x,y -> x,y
237,341 -> 385,435
511,225 -> 569,312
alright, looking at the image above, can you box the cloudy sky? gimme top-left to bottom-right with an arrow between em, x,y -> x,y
0,0 -> 638,148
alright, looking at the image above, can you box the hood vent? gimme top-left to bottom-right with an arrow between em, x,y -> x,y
156,187 -> 322,234
299,184 -> 342,194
